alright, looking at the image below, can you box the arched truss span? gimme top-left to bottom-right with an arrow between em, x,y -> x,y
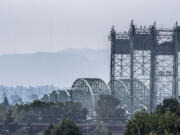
71,78 -> 110,117
109,79 -> 149,112
41,94 -> 50,102
41,90 -> 71,103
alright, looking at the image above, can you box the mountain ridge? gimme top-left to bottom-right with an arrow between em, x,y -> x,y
0,49 -> 110,87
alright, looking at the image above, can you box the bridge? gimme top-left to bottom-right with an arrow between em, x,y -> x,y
41,21 -> 180,117
109,21 -> 180,113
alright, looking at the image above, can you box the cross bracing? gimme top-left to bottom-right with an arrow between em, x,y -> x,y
71,78 -> 110,117
109,21 -> 180,113
41,90 -> 71,103
41,21 -> 180,117
109,79 -> 149,113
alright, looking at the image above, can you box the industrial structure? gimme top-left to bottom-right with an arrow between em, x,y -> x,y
41,21 -> 180,117
109,21 -> 180,113
108,79 -> 149,113
71,78 -> 110,116
41,90 -> 71,103
41,78 -> 110,117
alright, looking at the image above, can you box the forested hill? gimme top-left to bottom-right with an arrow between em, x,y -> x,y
0,49 -> 110,87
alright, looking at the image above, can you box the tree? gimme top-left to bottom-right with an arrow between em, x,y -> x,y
4,109 -> 18,133
50,119 -> 82,135
156,98 -> 180,116
95,95 -> 126,118
124,98 -> 180,135
0,104 -> 7,122
0,97 -> 10,122
44,124 -> 54,135
4,109 -> 13,131
3,96 -> 9,108
124,110 -> 150,135
12,101 -> 88,123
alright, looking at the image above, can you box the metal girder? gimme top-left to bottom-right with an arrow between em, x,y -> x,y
109,79 -> 149,113
129,21 -> 135,114
109,21 -> 180,113
71,78 -> 110,117
41,90 -> 71,103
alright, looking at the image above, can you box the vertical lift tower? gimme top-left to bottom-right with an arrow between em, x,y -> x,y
109,21 -> 180,113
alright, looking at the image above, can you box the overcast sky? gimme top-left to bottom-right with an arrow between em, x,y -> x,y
0,0 -> 179,55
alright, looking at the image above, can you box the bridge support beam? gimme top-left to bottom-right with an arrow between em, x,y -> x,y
129,21 -> 135,114
173,22 -> 179,98
150,23 -> 157,112
109,21 -> 180,113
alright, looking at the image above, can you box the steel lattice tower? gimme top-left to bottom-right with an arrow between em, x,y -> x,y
109,21 -> 180,113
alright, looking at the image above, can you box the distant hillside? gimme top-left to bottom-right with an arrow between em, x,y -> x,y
0,49 -> 110,87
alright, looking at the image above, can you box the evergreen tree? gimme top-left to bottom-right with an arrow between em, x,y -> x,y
3,96 -> 9,108
156,98 -> 180,116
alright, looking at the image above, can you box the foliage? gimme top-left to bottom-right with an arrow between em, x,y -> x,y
3,109 -> 18,134
0,97 -> 10,122
3,96 -> 9,107
156,98 -> 180,116
124,98 -> 180,135
95,95 -> 126,118
50,119 -> 82,135
12,100 -> 88,123
0,104 -> 8,121
44,124 -> 54,135
0,100 -> 87,134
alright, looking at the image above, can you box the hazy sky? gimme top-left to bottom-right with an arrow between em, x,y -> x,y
0,0 -> 179,54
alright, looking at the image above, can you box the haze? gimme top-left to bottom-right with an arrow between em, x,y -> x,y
0,0 -> 179,55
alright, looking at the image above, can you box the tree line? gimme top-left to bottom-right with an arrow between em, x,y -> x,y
125,98 -> 180,135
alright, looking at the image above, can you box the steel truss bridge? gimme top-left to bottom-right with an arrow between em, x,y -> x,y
41,77 -> 150,117
41,78 -> 111,117
42,21 -> 180,117
71,78 -> 110,117
109,21 -> 180,113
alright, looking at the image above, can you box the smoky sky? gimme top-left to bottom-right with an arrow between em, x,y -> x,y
0,0 -> 179,54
